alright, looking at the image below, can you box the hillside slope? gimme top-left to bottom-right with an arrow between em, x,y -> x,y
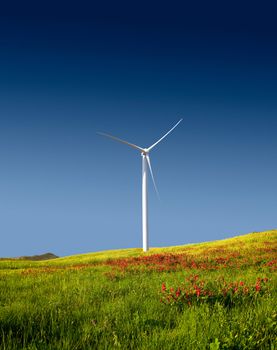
34,229 -> 277,265
1,229 -> 276,268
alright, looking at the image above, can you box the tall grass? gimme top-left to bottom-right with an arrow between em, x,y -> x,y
0,230 -> 276,349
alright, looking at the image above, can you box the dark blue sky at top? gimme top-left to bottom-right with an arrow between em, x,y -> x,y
0,1 -> 276,256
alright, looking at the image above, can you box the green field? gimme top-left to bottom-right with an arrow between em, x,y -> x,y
0,230 -> 276,349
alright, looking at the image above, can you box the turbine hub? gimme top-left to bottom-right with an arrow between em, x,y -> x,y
141,149 -> 148,156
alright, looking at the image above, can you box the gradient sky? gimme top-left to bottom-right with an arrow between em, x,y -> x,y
0,1 -> 276,257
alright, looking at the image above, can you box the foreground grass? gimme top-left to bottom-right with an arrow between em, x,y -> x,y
0,230 -> 276,349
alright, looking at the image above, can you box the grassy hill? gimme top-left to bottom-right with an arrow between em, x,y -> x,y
0,230 -> 276,349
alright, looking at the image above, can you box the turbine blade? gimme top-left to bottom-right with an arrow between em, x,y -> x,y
147,118 -> 183,152
97,132 -> 145,152
146,154 -> 160,199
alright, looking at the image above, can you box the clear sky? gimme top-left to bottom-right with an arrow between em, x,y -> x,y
0,1 -> 276,257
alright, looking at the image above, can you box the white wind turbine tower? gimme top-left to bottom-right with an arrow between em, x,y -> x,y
98,119 -> 182,252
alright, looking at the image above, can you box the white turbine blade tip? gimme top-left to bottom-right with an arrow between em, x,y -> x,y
147,118 -> 183,151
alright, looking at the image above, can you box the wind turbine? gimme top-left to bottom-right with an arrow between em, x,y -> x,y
98,119 -> 182,252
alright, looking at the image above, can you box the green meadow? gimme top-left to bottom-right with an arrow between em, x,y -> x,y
0,230 -> 276,349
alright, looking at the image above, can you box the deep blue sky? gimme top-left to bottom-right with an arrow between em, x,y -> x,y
0,1 -> 276,257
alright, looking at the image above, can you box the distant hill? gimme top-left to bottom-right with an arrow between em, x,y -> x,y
18,252 -> 59,261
